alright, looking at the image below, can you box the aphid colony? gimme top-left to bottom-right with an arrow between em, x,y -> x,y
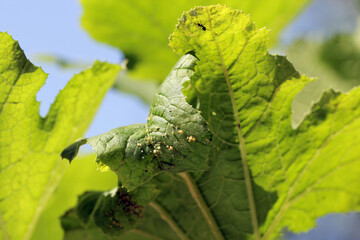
104,187 -> 143,230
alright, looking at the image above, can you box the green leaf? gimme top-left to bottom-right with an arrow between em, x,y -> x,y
63,53 -> 212,191
62,6 -> 360,240
31,155 -> 117,240
61,139 -> 88,163
0,32 -> 120,240
80,0 -> 311,82
61,183 -> 159,238
169,6 -> 360,239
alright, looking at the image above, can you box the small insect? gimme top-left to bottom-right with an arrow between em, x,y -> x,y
196,23 -> 206,31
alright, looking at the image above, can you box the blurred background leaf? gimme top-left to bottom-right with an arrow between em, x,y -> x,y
288,31 -> 360,126
80,0 -> 311,83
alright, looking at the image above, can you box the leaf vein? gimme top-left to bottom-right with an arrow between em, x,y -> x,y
205,8 -> 260,240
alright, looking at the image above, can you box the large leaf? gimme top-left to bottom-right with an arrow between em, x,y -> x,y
63,6 -> 360,240
81,0 -> 311,82
0,32 -> 120,240
170,6 -> 360,239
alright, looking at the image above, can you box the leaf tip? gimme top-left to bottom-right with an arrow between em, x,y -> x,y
61,138 -> 88,163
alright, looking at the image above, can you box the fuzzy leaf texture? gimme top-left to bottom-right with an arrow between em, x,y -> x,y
63,6 -> 360,240
81,0 -> 310,82
0,32 -> 120,240
62,53 -> 213,191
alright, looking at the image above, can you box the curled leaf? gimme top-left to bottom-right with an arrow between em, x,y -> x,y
62,54 -> 213,191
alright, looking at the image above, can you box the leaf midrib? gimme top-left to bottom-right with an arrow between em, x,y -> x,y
24,158 -> 65,240
149,201 -> 189,240
179,172 -> 224,240
0,212 -> 9,240
205,8 -> 260,240
24,117 -> 83,239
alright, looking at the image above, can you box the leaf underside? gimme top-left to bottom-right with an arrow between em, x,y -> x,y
63,5 -> 360,240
